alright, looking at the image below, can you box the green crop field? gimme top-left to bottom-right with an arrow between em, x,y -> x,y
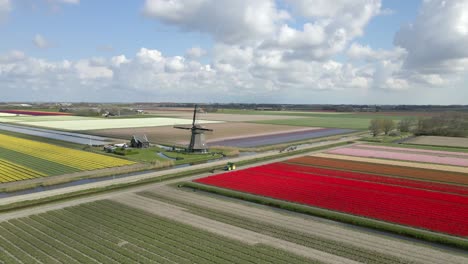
0,200 -> 314,264
216,110 -> 415,130
253,117 -> 376,130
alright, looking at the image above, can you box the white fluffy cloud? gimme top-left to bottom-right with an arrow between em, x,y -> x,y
185,47 -> 206,59
33,34 -> 50,49
276,0 -> 382,60
1,0 -> 467,103
0,47 -> 373,101
0,0 -> 11,21
394,0 -> 468,73
144,0 -> 382,61
143,0 -> 289,45
347,43 -> 406,62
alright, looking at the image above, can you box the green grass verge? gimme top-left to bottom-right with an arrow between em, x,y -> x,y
138,191 -> 410,264
181,182 -> 468,250
102,146 -> 224,165
359,133 -> 413,143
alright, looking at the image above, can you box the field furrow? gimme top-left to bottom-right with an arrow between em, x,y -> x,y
310,153 -> 468,174
195,161 -> 468,236
0,200 -> 316,264
327,147 -> 468,167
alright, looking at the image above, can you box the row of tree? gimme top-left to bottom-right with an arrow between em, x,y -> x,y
413,112 -> 468,137
369,112 -> 468,137
368,119 -> 396,137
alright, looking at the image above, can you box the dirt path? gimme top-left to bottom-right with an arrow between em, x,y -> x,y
112,193 -> 360,264
144,185 -> 468,264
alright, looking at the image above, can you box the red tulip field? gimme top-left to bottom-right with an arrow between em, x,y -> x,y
195,159 -> 468,237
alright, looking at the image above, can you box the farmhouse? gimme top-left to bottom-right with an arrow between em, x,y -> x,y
130,135 -> 150,148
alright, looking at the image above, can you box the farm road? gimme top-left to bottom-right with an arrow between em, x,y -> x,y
113,193 -> 360,264
144,185 -> 468,264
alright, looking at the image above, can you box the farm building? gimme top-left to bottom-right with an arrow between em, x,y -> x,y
130,135 -> 150,148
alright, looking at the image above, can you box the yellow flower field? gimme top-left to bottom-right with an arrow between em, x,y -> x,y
0,134 -> 135,174
0,158 -> 46,183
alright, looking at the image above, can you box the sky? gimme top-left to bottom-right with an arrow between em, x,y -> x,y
0,0 -> 467,104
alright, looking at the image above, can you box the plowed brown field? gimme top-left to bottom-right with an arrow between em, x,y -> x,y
87,122 -> 319,145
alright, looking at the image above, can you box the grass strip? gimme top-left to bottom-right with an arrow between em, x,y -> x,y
181,181 -> 468,250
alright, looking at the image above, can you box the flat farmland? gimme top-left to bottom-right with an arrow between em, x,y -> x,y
0,115 -> 97,123
17,117 -> 223,131
0,134 -> 134,183
208,128 -> 355,147
0,109 -> 71,116
293,155 -> 468,185
195,159 -> 468,236
404,136 -> 468,148
254,116 -> 379,130
326,144 -> 468,167
0,113 -> 22,117
145,110 -> 310,122
86,122 -> 322,145
0,200 -> 313,264
248,112 -> 417,130
313,153 -> 468,174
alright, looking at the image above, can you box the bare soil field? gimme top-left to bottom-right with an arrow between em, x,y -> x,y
404,136 -> 468,148
145,111 -> 309,121
86,122 -> 319,145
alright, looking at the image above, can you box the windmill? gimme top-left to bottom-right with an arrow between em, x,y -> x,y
174,105 -> 213,153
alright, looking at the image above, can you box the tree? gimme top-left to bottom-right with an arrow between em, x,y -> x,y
398,118 -> 415,133
382,119 -> 395,135
369,119 -> 382,137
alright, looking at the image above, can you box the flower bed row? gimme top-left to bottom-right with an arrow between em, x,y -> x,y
195,163 -> 468,236
354,144 -> 468,157
289,156 -> 468,185
327,147 -> 468,167
272,163 -> 468,196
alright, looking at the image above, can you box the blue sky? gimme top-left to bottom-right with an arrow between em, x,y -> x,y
0,0 -> 467,104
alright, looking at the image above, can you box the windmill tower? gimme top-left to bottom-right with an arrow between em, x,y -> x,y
174,105 -> 213,153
